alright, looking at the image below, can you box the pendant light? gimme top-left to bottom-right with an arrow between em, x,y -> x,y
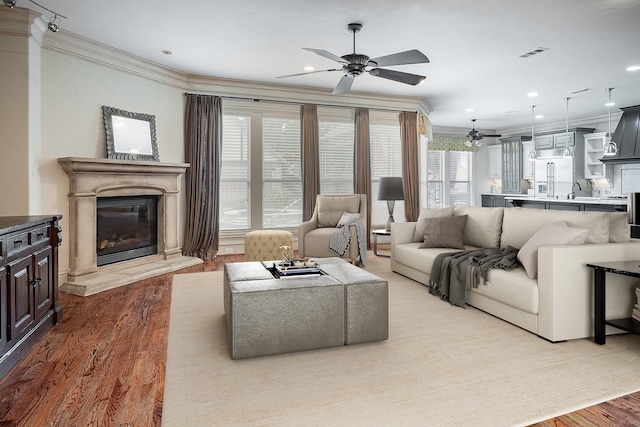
603,88 -> 618,156
528,105 -> 537,160
562,97 -> 574,157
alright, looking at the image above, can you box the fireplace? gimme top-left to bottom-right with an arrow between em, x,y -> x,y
58,157 -> 202,296
96,195 -> 158,266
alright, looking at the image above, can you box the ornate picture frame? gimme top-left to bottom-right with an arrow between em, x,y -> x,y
102,106 -> 160,161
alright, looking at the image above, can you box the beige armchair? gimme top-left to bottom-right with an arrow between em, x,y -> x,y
298,194 -> 367,261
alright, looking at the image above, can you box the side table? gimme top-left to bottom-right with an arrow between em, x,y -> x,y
372,229 -> 391,258
587,261 -> 640,345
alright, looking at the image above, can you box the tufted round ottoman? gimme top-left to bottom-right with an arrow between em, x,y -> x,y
244,230 -> 294,261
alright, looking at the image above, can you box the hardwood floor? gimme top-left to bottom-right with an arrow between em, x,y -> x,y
0,252 -> 638,426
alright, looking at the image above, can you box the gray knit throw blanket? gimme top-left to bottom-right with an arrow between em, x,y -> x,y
328,219 -> 368,267
428,246 -> 519,308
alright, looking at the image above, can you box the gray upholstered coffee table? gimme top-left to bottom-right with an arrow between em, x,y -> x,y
223,258 -> 388,359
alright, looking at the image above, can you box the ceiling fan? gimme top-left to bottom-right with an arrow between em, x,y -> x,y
276,23 -> 430,94
465,119 -> 502,147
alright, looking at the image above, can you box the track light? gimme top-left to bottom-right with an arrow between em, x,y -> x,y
47,14 -> 59,32
3,0 -> 67,33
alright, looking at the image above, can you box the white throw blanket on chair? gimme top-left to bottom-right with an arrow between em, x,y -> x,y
328,219 -> 367,266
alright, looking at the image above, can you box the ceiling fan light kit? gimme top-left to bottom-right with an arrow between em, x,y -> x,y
277,23 -> 430,94
466,119 -> 501,148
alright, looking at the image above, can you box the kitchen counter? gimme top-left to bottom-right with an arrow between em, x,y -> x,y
503,195 -> 628,206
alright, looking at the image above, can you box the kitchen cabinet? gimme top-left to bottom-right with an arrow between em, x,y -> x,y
500,136 -> 530,194
534,134 -> 554,150
583,132 -> 611,179
521,140 -> 535,179
488,145 -> 502,179
0,216 -> 62,379
534,128 -> 594,151
481,195 -> 506,207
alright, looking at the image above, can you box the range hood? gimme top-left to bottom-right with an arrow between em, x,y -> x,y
600,105 -> 640,164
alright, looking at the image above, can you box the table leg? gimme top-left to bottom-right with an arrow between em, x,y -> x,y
373,233 -> 390,258
594,267 -> 606,345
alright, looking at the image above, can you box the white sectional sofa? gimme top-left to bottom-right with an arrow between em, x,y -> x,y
391,206 -> 640,342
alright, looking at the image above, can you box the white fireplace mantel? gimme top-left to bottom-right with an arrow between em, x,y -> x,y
57,157 -> 202,296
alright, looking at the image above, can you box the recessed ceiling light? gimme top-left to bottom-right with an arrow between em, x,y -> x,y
304,66 -> 315,71
536,114 -> 543,119
527,92 -> 538,97
504,110 -> 518,115
161,50 -> 172,55
605,101 -> 616,107
465,108 -> 474,113
627,65 -> 640,71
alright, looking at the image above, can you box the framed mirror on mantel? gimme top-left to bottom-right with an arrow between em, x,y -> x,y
102,106 -> 160,162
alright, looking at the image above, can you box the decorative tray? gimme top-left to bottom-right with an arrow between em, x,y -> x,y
271,262 -> 322,277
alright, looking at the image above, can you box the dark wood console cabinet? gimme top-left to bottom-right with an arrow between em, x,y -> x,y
0,215 -> 62,379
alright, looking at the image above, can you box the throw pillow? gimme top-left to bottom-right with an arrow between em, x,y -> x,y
413,206 -> 455,242
517,222 -> 589,279
418,215 -> 468,249
336,212 -> 360,228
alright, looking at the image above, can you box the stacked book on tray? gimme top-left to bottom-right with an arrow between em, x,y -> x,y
634,286 -> 640,323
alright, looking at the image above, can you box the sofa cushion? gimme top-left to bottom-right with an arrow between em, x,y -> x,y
517,222 -> 589,279
500,208 -> 609,248
394,243 -> 477,275
317,195 -> 361,227
419,215 -> 468,249
609,212 -> 631,243
336,212 -> 361,228
453,206 -> 504,248
413,206 -> 454,242
468,266 -> 538,315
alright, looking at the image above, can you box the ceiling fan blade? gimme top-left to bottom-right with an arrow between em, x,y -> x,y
332,75 -> 355,94
303,48 -> 347,63
369,49 -> 430,67
482,134 -> 502,138
369,68 -> 426,85
276,69 -> 340,78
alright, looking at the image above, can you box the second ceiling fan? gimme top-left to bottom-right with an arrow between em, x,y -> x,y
277,23 -> 430,94
465,119 -> 501,147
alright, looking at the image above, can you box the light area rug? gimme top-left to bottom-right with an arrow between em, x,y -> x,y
163,257 -> 640,427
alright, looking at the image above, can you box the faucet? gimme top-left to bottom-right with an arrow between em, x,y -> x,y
568,182 -> 582,199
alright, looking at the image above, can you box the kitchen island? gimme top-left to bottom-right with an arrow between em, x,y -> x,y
503,195 -> 627,212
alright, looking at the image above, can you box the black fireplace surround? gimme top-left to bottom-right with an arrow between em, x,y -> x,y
96,195 -> 158,266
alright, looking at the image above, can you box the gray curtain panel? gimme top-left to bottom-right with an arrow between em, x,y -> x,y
183,94 -> 222,260
301,104 -> 320,221
354,107 -> 372,248
399,111 -> 420,222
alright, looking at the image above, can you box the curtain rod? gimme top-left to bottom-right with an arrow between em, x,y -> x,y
183,92 -> 415,114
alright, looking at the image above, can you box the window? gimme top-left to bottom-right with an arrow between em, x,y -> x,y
219,114 -> 251,230
318,107 -> 354,194
425,145 -> 473,208
221,102 -> 301,231
262,116 -> 302,228
370,112 -> 404,227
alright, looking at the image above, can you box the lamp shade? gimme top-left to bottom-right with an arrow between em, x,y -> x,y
378,177 -> 404,201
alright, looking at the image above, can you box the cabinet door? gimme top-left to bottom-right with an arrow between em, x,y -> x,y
7,255 -> 35,341
494,196 -> 506,207
554,133 -> 574,148
481,195 -> 493,207
521,141 -> 535,179
549,202 -> 581,211
488,145 -> 502,179
535,135 -> 554,150
0,266 -> 7,353
33,246 -> 53,321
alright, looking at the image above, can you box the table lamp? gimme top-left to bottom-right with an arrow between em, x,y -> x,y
378,177 -> 404,232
